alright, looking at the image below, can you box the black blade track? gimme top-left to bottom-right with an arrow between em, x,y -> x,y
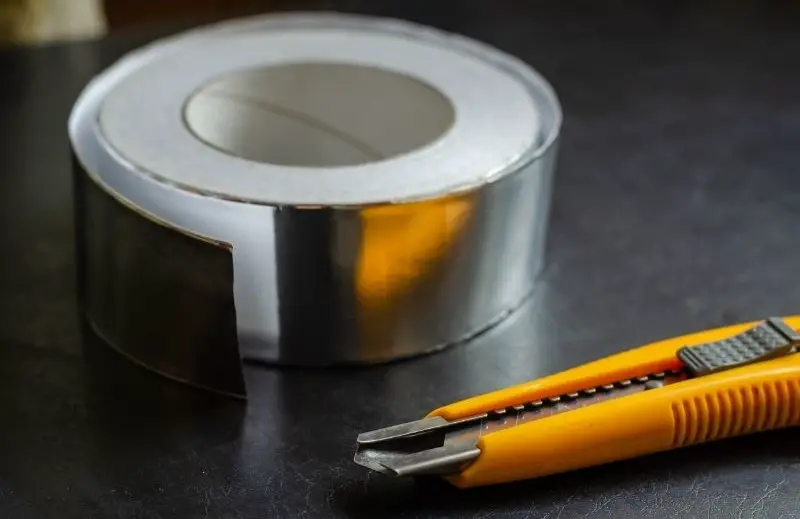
474,370 -> 687,438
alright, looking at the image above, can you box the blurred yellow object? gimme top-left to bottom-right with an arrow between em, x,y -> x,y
0,0 -> 30,42
0,0 -> 106,44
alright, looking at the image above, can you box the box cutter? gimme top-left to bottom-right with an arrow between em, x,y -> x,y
354,316 -> 800,488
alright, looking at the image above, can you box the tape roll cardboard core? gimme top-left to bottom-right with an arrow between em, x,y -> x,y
184,63 -> 456,167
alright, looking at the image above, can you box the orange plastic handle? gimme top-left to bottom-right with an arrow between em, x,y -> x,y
430,315 -> 800,488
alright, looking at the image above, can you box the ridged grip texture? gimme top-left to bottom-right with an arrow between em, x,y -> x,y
444,317 -> 800,488
672,377 -> 800,447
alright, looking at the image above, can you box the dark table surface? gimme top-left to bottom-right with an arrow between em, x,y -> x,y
2,1 -> 800,518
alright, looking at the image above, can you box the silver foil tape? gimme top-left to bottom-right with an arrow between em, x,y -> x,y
69,13 -> 561,397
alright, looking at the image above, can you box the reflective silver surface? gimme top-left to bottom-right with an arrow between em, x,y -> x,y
69,13 -> 561,384
73,154 -> 247,397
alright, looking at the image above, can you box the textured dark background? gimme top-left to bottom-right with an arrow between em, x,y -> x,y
2,1 -> 800,518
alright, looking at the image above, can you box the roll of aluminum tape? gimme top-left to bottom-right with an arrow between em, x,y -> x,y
69,13 -> 561,397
